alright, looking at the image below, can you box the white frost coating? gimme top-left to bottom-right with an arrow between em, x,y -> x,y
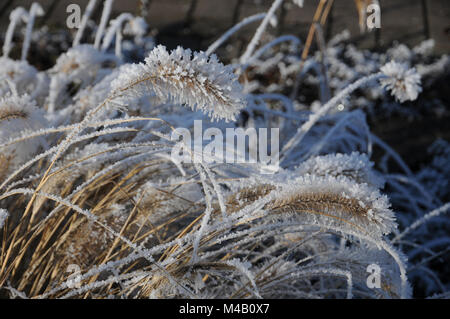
191,163 -> 213,264
240,0 -> 285,64
101,13 -> 133,53
206,13 -> 266,56
394,202 -> 450,242
225,259 -> 262,298
111,45 -> 245,121
0,93 -> 47,167
281,72 -> 384,160
2,7 -> 29,58
21,3 -> 44,61
0,209 -> 8,229
380,61 -> 422,103
48,44 -> 118,112
0,57 -> 40,97
94,0 -> 115,49
413,39 -> 435,56
73,0 -> 97,47
243,35 -> 302,69
123,17 -> 148,38
296,152 -> 385,188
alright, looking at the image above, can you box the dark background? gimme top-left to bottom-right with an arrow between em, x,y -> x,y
0,0 -> 449,54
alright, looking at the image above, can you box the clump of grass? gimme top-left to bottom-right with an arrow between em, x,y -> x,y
0,0 -> 447,299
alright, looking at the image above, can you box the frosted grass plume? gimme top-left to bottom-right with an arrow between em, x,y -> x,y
111,45 -> 246,121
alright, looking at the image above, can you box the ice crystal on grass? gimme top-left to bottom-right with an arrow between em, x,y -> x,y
0,57 -> 46,99
2,7 -> 28,58
111,45 -> 246,121
0,94 -> 47,166
296,152 -> 384,188
380,61 -> 422,102
123,17 -> 148,38
0,208 -> 8,229
48,45 -> 118,112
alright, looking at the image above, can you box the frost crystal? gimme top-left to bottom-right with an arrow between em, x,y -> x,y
0,209 -> 8,229
123,17 -> 148,37
111,45 -> 246,121
380,61 -> 422,103
52,45 -> 115,75
0,57 -> 40,97
48,44 -> 118,112
296,152 -> 385,188
0,94 -> 47,166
